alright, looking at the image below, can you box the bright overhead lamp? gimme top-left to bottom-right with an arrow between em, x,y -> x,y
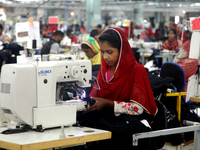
143,19 -> 148,24
70,12 -> 75,16
182,10 -> 186,14
194,3 -> 200,6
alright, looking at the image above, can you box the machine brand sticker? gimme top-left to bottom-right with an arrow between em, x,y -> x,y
38,70 -> 52,76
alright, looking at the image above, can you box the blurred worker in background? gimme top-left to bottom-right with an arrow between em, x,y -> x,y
90,29 -> 100,43
66,28 -> 80,44
41,30 -> 64,55
0,24 -> 10,42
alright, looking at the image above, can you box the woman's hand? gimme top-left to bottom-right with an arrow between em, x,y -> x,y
84,97 -> 114,113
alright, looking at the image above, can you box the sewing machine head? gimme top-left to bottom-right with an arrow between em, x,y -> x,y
42,54 -> 76,61
0,60 -> 91,130
142,42 -> 162,50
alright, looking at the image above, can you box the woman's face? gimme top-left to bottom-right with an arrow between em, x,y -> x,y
168,30 -> 176,40
82,48 -> 96,58
100,41 -> 120,68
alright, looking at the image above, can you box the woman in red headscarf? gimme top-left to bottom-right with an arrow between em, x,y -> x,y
79,28 -> 157,149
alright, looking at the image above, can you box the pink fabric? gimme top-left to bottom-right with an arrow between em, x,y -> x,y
176,41 -> 198,92
106,67 -> 111,82
139,30 -> 149,41
177,58 -> 198,92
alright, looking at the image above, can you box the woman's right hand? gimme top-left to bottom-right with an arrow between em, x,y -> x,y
84,97 -> 114,113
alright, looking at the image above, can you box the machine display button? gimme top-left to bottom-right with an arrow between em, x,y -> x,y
83,69 -> 87,74
44,79 -> 48,84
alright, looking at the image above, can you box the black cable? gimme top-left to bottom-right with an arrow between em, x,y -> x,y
115,1 -> 130,19
26,0 -> 51,17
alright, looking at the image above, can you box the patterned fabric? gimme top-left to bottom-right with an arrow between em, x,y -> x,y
173,40 -> 191,63
114,101 -> 143,116
83,37 -> 101,65
162,38 -> 181,51
107,67 -> 143,116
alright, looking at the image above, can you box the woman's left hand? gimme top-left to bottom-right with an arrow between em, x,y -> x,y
84,97 -> 114,113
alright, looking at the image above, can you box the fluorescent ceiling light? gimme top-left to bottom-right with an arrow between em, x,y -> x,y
175,16 -> 179,24
194,3 -> 200,6
148,2 -> 158,5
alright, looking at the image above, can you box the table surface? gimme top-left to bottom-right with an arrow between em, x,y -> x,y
0,126 -> 111,150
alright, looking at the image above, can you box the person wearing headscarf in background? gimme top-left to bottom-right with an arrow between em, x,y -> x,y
79,28 -> 157,149
162,28 -> 181,51
0,24 -> 10,42
146,27 -> 154,37
173,31 -> 198,92
80,22 -> 87,34
154,29 -> 164,41
139,29 -> 149,41
90,29 -> 100,43
81,37 -> 101,65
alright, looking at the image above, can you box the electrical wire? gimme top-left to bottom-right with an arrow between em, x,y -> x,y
26,0 -> 51,16
115,1 -> 131,19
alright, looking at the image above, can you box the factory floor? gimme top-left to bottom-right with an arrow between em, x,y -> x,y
46,142 -> 195,150
160,143 -> 194,150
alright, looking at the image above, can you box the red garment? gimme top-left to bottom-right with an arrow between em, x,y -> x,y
90,28 -> 157,116
154,29 -> 160,37
123,22 -> 133,38
181,40 -> 190,54
146,28 -> 154,36
71,36 -> 80,43
46,24 -> 58,37
178,30 -> 186,42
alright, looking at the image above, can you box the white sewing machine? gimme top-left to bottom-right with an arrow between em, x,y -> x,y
42,54 -> 77,61
0,60 -> 91,130
142,42 -> 162,50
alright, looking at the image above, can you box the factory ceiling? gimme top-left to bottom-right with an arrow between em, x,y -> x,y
0,0 -> 199,12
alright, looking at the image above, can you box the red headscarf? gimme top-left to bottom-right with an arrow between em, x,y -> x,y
90,28 -> 157,116
146,28 -> 154,36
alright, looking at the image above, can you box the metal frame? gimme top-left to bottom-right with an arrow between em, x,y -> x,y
165,92 -> 187,121
133,124 -> 200,150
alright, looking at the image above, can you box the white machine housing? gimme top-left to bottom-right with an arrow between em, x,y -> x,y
0,60 -> 91,129
42,54 -> 76,61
